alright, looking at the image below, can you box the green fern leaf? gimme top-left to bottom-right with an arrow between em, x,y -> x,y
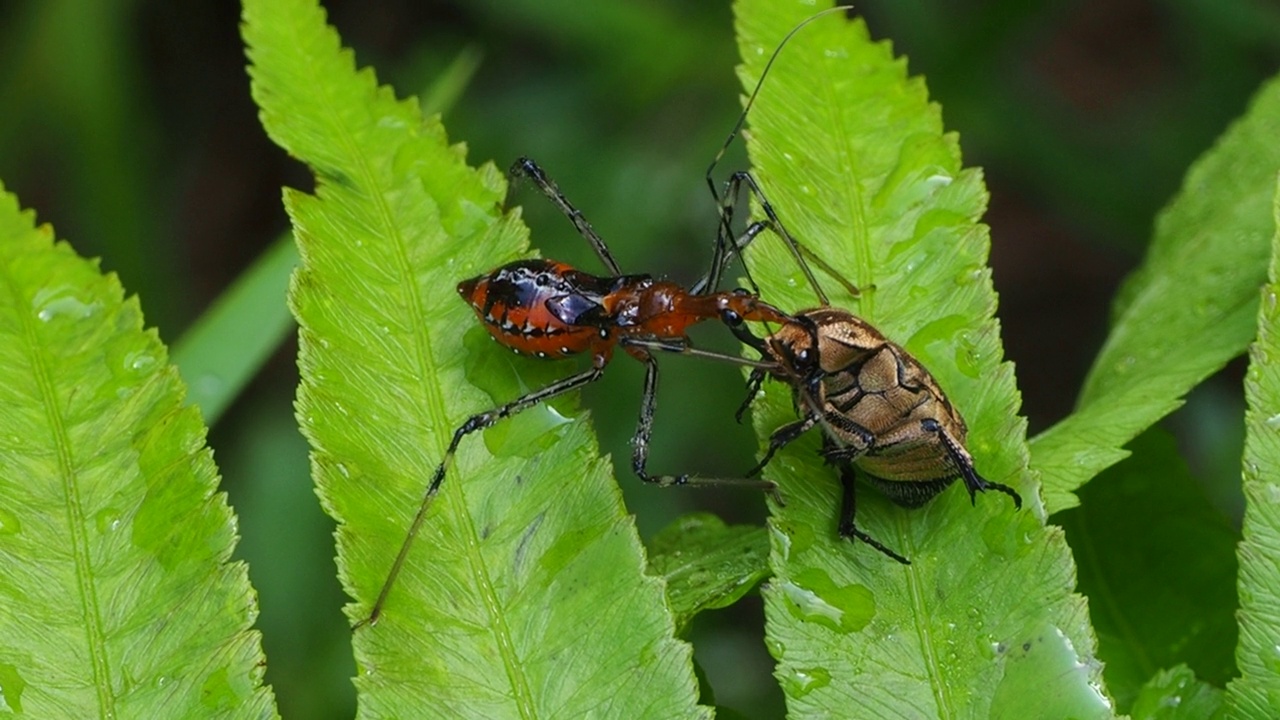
1031,74 -> 1280,514
1227,175 -> 1280,718
1131,665 -> 1224,720
649,514 -> 770,634
731,1 -> 1109,716
0,186 -> 275,716
242,0 -> 709,717
1061,430 -> 1237,710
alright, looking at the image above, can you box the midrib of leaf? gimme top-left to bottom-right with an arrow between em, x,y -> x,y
762,28 -> 957,712
7,256 -> 113,716
818,72 -> 875,311
902,559 -> 952,718
12,301 -> 114,711
271,11 -> 538,715
458,503 -> 535,720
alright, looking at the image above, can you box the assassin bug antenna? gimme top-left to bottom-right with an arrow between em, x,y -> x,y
699,4 -> 860,306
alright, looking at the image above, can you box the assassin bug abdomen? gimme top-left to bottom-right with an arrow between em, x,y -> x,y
457,258 -> 625,360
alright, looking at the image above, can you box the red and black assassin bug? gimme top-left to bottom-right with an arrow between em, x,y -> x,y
361,160 -> 795,625
362,5 -> 881,626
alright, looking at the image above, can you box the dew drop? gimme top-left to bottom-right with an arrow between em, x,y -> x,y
784,666 -> 831,698
924,172 -> 953,189
781,568 -> 875,633
95,507 -> 123,534
1266,413 -> 1280,429
976,634 -> 998,659
769,523 -> 793,562
1261,644 -> 1280,675
764,635 -> 786,660
32,286 -> 100,323
954,265 -> 984,286
991,625 -> 1111,719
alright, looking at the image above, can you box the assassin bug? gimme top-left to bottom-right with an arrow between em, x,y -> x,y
362,163 -> 793,626
361,5 -> 912,626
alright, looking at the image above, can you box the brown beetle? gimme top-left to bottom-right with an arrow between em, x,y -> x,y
702,167 -> 1021,563
734,305 -> 1022,563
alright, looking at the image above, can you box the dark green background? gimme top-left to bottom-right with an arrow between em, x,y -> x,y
2,1 -> 1277,716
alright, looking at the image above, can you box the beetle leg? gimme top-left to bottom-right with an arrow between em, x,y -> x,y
920,418 -> 1022,509
834,461 -> 910,565
747,415 -> 819,478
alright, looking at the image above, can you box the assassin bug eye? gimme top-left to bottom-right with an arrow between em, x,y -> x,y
721,308 -> 744,326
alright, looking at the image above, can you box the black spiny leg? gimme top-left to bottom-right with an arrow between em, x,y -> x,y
745,415 -> 819,479
360,363 -> 607,629
920,418 -> 1022,509
835,461 -> 910,565
630,353 -> 781,500
734,369 -> 767,424
510,157 -> 622,276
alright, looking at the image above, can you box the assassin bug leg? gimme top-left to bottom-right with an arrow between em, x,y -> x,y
734,369 -> 767,424
510,157 -> 621,275
361,360 -> 608,628
628,353 -> 782,502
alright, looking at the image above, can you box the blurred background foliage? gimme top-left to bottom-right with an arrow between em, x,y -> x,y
1,0 -> 1278,717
